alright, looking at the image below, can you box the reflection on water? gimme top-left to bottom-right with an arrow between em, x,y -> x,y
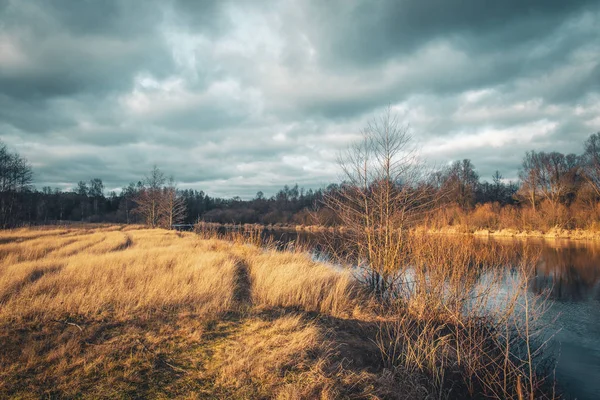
533,244 -> 600,302
474,237 -> 600,302
456,237 -> 600,400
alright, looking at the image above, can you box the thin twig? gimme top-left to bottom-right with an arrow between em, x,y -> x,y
51,319 -> 83,332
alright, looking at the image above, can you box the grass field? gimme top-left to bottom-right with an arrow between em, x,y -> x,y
0,225 -> 416,399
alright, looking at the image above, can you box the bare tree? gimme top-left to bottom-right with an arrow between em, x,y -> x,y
0,141 -> 33,228
159,178 -> 187,228
324,108 -> 434,296
518,151 -> 542,212
440,159 -> 479,209
536,151 -> 579,209
518,150 -> 580,226
134,165 -> 166,228
582,132 -> 600,197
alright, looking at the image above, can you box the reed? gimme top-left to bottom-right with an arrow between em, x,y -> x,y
374,233 -> 555,399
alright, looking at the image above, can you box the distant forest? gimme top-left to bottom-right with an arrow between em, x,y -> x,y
2,132 -> 600,231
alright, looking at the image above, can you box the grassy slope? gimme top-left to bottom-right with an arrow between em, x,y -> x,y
0,226 -> 412,399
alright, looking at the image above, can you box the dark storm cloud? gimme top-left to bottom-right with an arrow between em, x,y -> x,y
261,0 -> 598,124
0,95 -> 76,133
307,0 -> 596,66
0,1 -> 173,100
1,0 -> 599,196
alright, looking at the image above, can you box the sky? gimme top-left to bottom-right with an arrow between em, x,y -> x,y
1,0 -> 599,198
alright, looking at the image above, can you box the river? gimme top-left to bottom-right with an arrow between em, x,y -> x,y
522,239 -> 600,400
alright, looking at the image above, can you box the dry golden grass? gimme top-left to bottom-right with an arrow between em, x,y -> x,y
0,225 -> 401,399
247,251 -> 360,316
210,315 -> 331,398
0,228 -> 240,322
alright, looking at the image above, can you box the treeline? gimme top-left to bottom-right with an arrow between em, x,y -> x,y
427,132 -> 600,231
2,132 -> 600,231
0,141 -> 328,228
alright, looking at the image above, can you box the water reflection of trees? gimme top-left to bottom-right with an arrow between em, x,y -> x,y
474,237 -> 600,301
530,245 -> 600,301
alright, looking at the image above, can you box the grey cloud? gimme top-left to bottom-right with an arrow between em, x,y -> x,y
258,1 -> 598,122
307,0 -> 596,67
0,0 -> 173,100
1,0 -> 599,197
0,95 -> 76,133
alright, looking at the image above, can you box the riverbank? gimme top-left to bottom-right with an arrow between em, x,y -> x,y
417,225 -> 600,241
195,221 -> 340,233
196,220 -> 600,242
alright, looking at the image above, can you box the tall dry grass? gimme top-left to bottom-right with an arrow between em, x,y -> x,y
246,250 -> 361,316
0,228 -> 240,323
374,233 -> 556,399
0,225 -> 391,399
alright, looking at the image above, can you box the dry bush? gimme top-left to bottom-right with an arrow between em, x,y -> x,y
505,201 -> 572,232
423,197 -> 600,234
538,201 -> 571,230
194,220 -> 223,239
375,233 -> 555,399
498,204 -> 521,230
229,224 -> 270,248
323,108 -> 435,296
469,202 -> 501,230
406,234 -> 507,315
570,202 -> 597,230
422,204 -> 476,233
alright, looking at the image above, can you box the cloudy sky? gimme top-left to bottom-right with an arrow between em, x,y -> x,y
1,0 -> 599,197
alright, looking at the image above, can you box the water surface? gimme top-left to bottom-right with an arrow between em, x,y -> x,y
519,239 -> 600,400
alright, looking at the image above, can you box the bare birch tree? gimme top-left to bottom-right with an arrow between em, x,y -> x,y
518,150 -> 579,213
324,108 -> 434,296
518,151 -> 542,213
160,178 -> 187,228
134,165 -> 166,228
